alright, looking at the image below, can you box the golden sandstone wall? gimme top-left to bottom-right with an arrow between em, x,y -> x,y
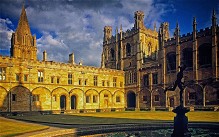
0,56 -> 125,112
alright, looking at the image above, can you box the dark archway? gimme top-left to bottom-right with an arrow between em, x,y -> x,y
182,48 -> 193,68
71,95 -> 77,109
198,43 -> 212,67
127,91 -> 136,108
166,52 -> 176,72
60,95 -> 66,110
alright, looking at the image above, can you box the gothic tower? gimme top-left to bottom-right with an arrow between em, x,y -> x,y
10,5 -> 37,61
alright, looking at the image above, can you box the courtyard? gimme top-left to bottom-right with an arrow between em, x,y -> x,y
1,111 -> 218,136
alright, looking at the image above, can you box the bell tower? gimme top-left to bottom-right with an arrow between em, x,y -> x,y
10,5 -> 37,61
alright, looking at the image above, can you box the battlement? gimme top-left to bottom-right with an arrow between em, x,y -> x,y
197,27 -> 212,37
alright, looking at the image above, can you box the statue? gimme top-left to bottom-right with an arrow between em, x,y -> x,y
164,65 -> 186,106
164,65 -> 191,137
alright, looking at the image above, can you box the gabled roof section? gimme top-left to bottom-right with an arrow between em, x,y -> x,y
15,5 -> 31,36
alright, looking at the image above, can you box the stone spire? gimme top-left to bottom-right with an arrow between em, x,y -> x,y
15,4 -> 32,44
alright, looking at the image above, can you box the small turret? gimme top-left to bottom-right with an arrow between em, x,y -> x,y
160,22 -> 170,41
175,22 -> 180,44
69,53 -> 75,64
103,26 -> 112,43
134,11 -> 145,30
193,17 -> 197,41
212,9 -> 217,35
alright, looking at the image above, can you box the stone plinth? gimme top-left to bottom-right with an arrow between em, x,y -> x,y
171,106 -> 191,137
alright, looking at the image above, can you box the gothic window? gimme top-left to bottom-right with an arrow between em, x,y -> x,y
199,43 -> 212,67
113,77 -> 117,87
107,81 -> 110,87
12,94 -> 16,101
85,79 -> 87,85
94,75 -> 98,86
154,95 -> 160,102
120,82 -> 123,87
0,68 -> 6,81
78,78 -> 82,85
116,96 -> 121,103
68,74 -> 73,84
102,80 -> 105,86
143,74 -> 149,86
110,48 -> 115,60
16,74 -> 20,81
93,95 -> 98,103
86,95 -> 90,103
182,48 -> 193,69
38,71 -> 43,82
24,74 -> 28,82
33,95 -> 39,101
51,76 -> 54,83
126,43 -> 131,56
57,77 -> 60,84
143,96 -> 147,102
166,52 -> 176,72
152,73 -> 158,84
189,92 -> 196,100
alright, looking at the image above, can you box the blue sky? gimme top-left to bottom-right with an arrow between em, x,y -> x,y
0,0 -> 218,67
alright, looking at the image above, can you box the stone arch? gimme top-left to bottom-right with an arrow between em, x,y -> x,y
32,87 -> 51,111
139,88 -> 151,108
113,90 -> 125,108
85,89 -> 99,109
152,87 -> 166,107
69,88 -> 84,109
204,85 -> 218,106
127,91 -> 136,108
52,87 -> 69,110
0,86 -> 8,112
100,89 -> 113,109
10,85 -> 30,111
185,84 -> 203,106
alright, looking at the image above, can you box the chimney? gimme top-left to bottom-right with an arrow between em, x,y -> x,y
69,53 -> 75,64
43,50 -> 47,61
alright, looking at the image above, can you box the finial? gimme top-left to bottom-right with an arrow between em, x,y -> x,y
213,9 -> 216,17
120,24 -> 122,31
154,22 -> 156,31
193,17 -> 196,24
176,22 -> 179,29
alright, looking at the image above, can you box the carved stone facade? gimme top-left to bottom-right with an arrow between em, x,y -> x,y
0,6 -> 125,113
102,10 -> 219,109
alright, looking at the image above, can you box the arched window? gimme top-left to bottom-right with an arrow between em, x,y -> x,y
126,43 -> 131,56
182,48 -> 193,68
110,48 -> 115,60
166,52 -> 176,72
198,43 -> 212,67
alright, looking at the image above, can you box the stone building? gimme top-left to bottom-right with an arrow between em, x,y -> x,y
102,10 -> 219,110
0,6 -> 125,113
0,6 -> 218,113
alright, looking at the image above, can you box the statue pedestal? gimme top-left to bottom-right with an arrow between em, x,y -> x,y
171,106 -> 191,137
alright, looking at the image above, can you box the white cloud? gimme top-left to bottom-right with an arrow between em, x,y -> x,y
0,0 -> 174,66
0,18 -> 13,51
